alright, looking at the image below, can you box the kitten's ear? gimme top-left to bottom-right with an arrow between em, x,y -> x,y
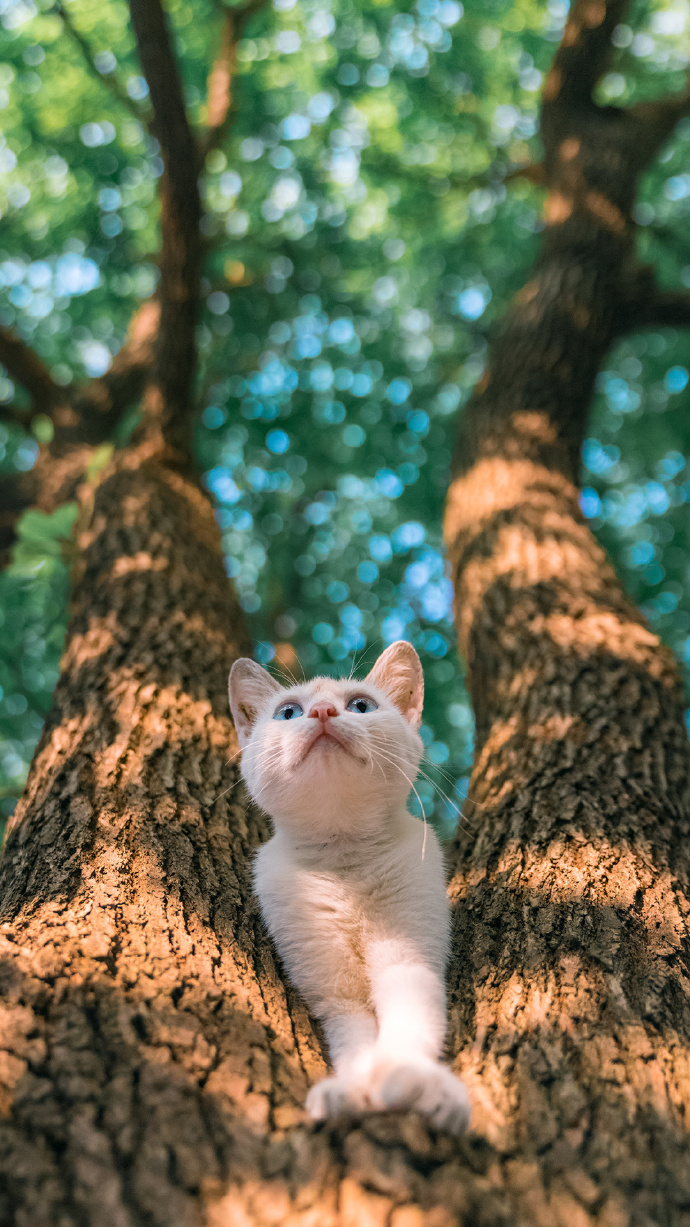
366,640 -> 424,728
229,658 -> 282,747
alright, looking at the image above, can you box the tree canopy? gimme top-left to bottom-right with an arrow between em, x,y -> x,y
1,0 -> 690,833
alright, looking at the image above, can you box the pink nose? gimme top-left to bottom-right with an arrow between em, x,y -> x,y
308,702 -> 337,722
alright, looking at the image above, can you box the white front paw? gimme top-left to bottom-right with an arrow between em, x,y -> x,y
305,1075 -> 365,1122
374,1060 -> 471,1135
306,1062 -> 470,1134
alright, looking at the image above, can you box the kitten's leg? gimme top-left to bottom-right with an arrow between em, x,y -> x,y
366,951 -> 470,1135
374,961 -> 446,1060
305,1009 -> 377,1122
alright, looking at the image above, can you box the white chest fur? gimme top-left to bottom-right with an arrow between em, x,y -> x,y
254,816 -> 449,1013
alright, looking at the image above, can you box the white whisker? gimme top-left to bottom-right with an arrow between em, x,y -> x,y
347,640 -> 383,681
206,778 -> 239,807
271,663 -> 300,687
365,734 -> 470,831
365,741 -> 429,859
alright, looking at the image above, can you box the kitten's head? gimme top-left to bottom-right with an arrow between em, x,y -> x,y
229,641 -> 424,837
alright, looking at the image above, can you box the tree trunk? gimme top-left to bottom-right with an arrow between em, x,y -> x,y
3,1 -> 690,1225
441,3 -> 690,1223
0,444 -> 325,1226
443,220 -> 690,1226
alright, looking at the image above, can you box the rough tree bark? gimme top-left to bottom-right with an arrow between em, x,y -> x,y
2,1 -> 690,1226
442,2 -> 690,1223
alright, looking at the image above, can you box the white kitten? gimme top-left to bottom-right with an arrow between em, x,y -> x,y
228,640 -> 470,1133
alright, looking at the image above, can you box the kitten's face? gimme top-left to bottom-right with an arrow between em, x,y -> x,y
229,641 -> 424,837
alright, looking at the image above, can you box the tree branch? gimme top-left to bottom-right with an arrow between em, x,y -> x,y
623,287 -> 690,332
203,11 -> 235,150
52,1 -> 152,126
504,161 -> 546,186
71,298 -> 160,438
543,0 -> 628,113
200,0 -> 270,159
128,0 -> 201,454
0,299 -> 158,443
542,0 -> 690,182
536,1 -> 690,240
0,403 -> 32,430
0,301 -> 159,568
0,325 -> 62,409
0,475 -> 31,558
1,4 -> 195,569
629,82 -> 690,166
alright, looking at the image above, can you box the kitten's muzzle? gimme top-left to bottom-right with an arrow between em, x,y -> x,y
299,711 -> 356,762
301,727 -> 347,758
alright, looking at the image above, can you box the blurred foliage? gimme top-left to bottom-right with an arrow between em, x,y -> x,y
1,0 -> 690,840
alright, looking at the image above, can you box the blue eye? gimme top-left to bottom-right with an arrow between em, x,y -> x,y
346,696 -> 378,715
274,701 -> 304,721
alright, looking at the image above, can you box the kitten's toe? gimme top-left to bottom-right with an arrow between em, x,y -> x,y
379,1062 -> 471,1136
306,1076 -> 362,1122
424,1070 -> 471,1135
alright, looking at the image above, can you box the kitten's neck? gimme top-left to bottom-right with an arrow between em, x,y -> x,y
270,800 -> 412,858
